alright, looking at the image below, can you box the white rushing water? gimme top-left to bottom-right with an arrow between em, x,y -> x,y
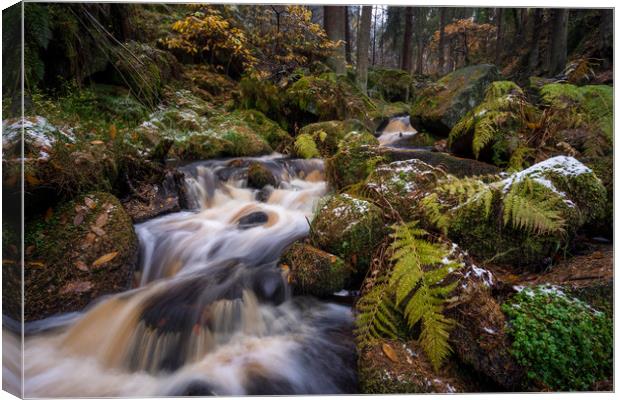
3,155 -> 357,397
376,115 -> 418,146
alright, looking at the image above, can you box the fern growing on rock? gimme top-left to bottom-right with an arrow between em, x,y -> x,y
354,222 -> 461,371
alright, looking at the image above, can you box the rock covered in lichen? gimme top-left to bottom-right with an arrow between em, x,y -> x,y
4,192 -> 138,321
360,159 -> 445,219
280,243 -> 348,296
310,194 -> 385,274
325,131 -> 383,190
412,64 -> 500,135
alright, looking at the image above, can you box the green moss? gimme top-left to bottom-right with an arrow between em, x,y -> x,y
502,285 -> 612,390
298,119 -> 367,157
367,68 -> 413,102
540,83 -> 613,142
359,365 -> 426,394
18,192 -> 138,321
238,76 -> 285,127
310,194 -> 385,274
293,133 -> 321,159
280,243 -> 348,296
359,159 -> 445,220
412,64 -> 500,134
233,109 -> 292,150
325,131 -> 383,190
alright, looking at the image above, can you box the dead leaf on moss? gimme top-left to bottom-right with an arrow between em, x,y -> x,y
382,343 -> 399,363
91,226 -> 106,237
92,252 -> 118,268
73,213 -> 84,226
84,197 -> 97,209
60,281 -> 93,295
94,213 -> 108,228
75,260 -> 89,272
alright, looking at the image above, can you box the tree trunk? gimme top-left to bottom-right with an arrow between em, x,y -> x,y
528,9 -> 543,72
494,8 -> 503,66
372,6 -> 377,66
438,8 -> 446,75
344,6 -> 352,64
324,6 -> 346,74
415,8 -> 425,74
549,9 -> 569,75
356,6 -> 373,93
401,7 -> 414,72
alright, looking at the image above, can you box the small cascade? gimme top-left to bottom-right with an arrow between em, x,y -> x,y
376,114 -> 418,147
7,154 -> 357,397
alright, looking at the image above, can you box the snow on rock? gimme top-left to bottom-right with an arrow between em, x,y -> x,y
2,116 -> 74,160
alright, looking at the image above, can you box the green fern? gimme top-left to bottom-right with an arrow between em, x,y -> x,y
354,273 -> 402,349
389,222 -> 460,371
503,178 -> 566,235
420,194 -> 450,235
293,133 -> 320,159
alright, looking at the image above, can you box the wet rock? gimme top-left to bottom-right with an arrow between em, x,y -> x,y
380,147 -> 500,178
237,211 -> 269,229
310,194 -> 385,276
280,243 -> 348,297
121,169 -> 188,223
325,131 -> 382,190
4,192 -> 138,321
247,162 -> 277,189
412,64 -> 500,135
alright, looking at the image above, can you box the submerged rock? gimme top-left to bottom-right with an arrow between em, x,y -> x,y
247,162 -> 277,189
5,192 -> 138,321
280,243 -> 348,296
412,64 -> 500,135
310,194 -> 385,275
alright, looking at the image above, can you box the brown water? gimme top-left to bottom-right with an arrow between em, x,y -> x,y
3,154 -> 357,397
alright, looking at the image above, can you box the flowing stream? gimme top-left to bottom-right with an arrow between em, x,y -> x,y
4,154 -> 358,397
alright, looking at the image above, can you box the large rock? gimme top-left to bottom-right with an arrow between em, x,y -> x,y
310,194 -> 385,275
411,64 -> 500,135
296,119 -> 367,158
426,156 -> 607,267
280,243 -> 348,296
367,68 -> 414,102
380,147 -> 500,178
325,131 -> 382,190
4,192 -> 138,321
360,159 -> 446,220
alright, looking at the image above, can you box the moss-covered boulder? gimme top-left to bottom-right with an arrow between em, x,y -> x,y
540,83 -> 612,143
247,162 -> 277,189
448,81 -> 539,169
280,243 -> 348,296
325,131 -> 383,190
367,68 -> 413,102
359,159 -> 446,220
310,194 -> 385,274
4,192 -> 138,321
286,73 -> 376,127
3,116 -> 119,214
295,119 -> 368,158
412,64 -> 500,135
232,109 -> 292,151
502,285 -> 613,390
423,156 -> 607,267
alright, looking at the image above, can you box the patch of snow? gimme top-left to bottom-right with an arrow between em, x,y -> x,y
483,327 -> 496,334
